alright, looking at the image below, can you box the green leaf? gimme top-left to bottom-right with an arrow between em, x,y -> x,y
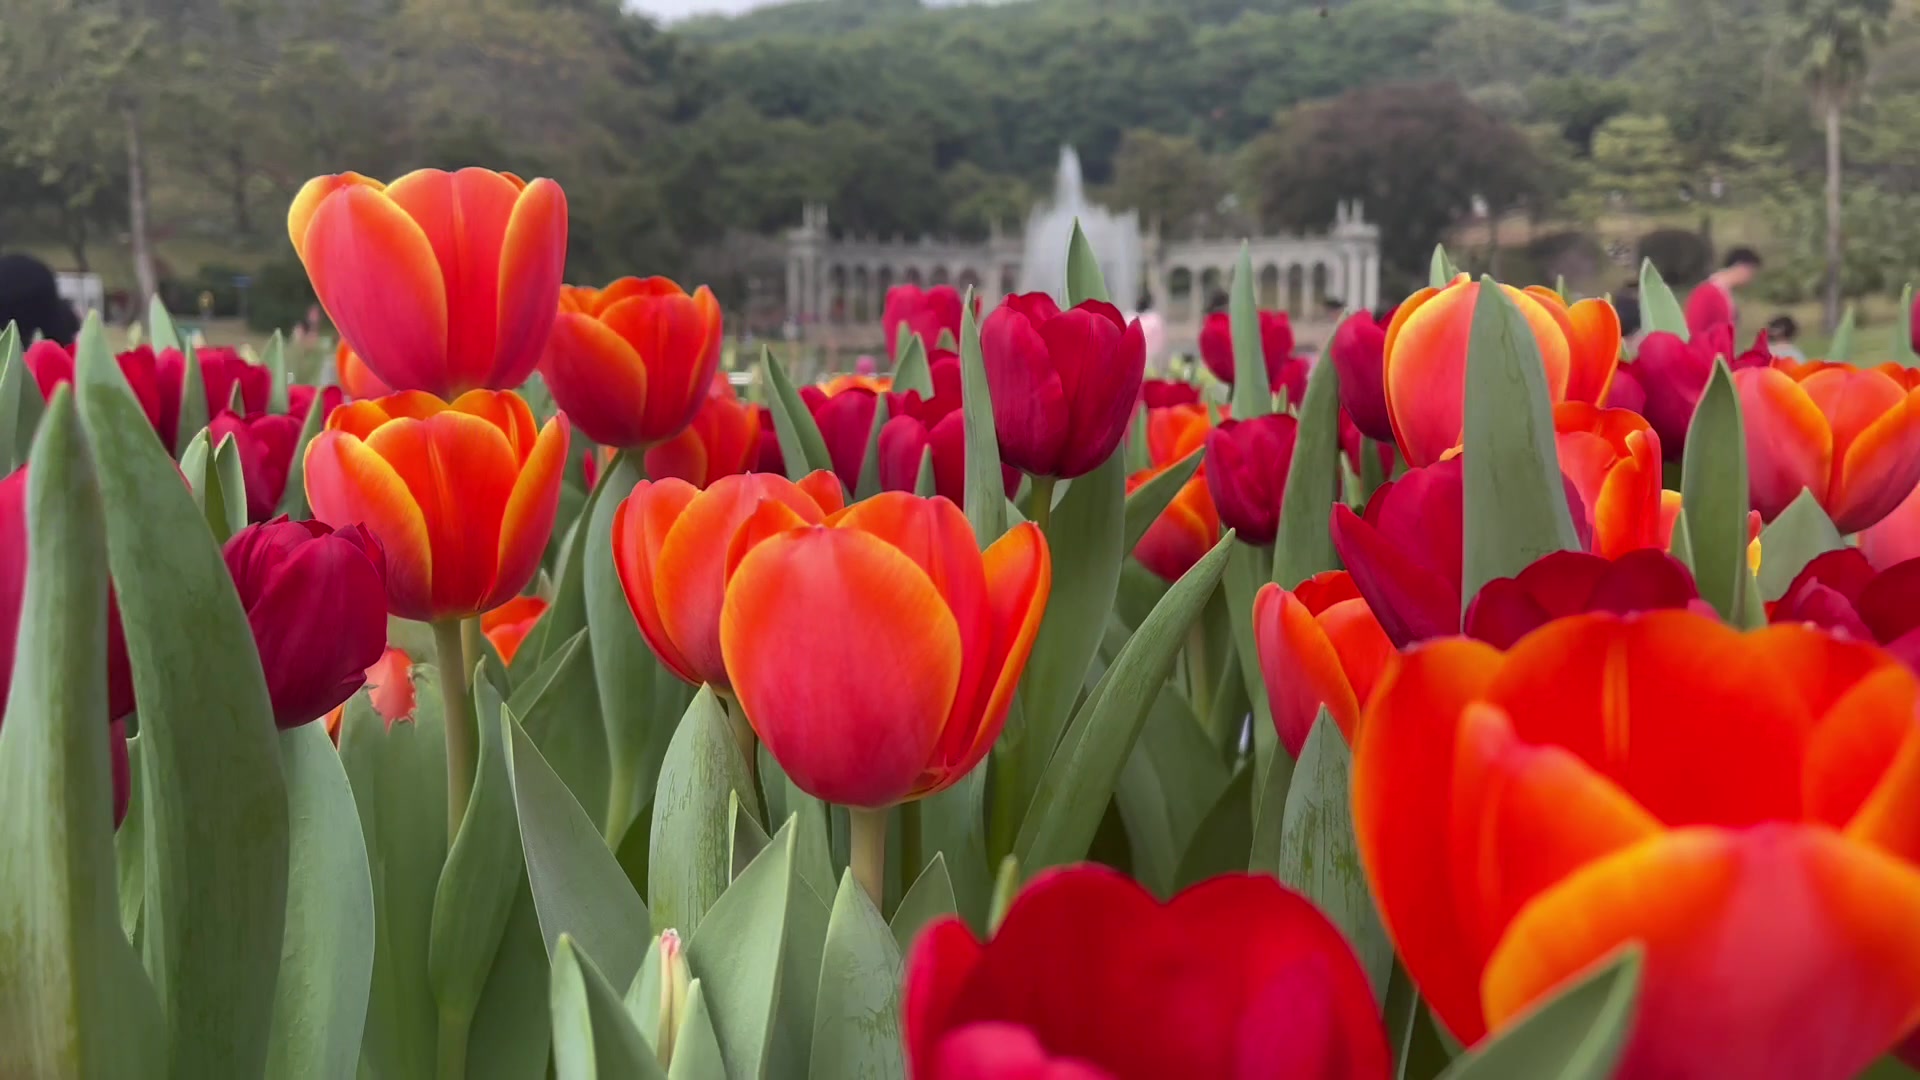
147,295 -> 180,352
1229,244 -> 1273,417
1460,278 -> 1582,607
517,630 -> 610,832
959,287 -> 1008,545
1436,946 -> 1643,1080
1015,531 -> 1235,871
892,326 -> 932,396
1114,686 -> 1233,896
266,722 -> 375,1080
687,818 -> 801,1078
1638,258 -> 1688,340
1829,304 -> 1857,362
809,872 -> 907,1080
987,854 -> 1021,933
654,689 -> 758,936
1756,490 -> 1843,601
1222,542 -> 1272,748
505,708 -> 652,989
532,479 -> 599,668
0,387 -> 165,1079
1172,765 -> 1253,890
73,314 -> 290,1077
913,768 -> 993,932
0,322 -> 44,471
731,791 -> 772,880
1273,346 -> 1342,589
913,447 -> 936,496
1121,446 -> 1202,553
1898,284 -> 1918,368
667,980 -> 727,1080
1681,361 -> 1748,622
890,853 -> 958,954
764,348 -> 834,481
757,745 -> 836,904
1429,244 -> 1459,289
176,343 -> 208,459
854,395 -> 892,501
1065,220 -> 1110,305
274,385 -> 329,519
552,934 -> 667,1080
264,330 -> 289,414
116,736 -> 145,944
209,430 -> 248,543
1248,741 -> 1294,871
467,883 -> 556,1080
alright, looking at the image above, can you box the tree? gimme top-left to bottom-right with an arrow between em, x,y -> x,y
1584,114 -> 1694,213
1107,129 -> 1224,236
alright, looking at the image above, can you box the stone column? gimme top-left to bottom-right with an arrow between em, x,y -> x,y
786,254 -> 802,325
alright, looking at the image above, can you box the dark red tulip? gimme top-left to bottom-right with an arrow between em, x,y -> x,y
1627,326 -> 1772,462
1203,414 -> 1298,547
883,283 -> 969,357
1330,310 -> 1392,442
1198,309 -> 1299,397
26,340 -> 167,445
196,346 -> 271,417
222,518 -> 388,729
1141,378 -> 1201,409
809,387 -> 880,494
878,410 -> 1019,504
982,294 -> 1146,479
208,410 -> 304,523
1772,548 -> 1920,671
904,865 -> 1391,1080
754,405 -> 785,475
1338,409 -> 1394,489
1602,362 -> 1647,415
287,383 -> 345,426
1464,549 -> 1704,649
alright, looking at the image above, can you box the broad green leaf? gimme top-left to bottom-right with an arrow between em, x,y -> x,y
653,688 -> 757,936
854,395 -> 891,501
1862,1057 -> 1920,1079
74,315 -> 289,1077
987,855 -> 1020,932
687,818 -> 800,1079
1273,347 -> 1342,589
666,980 -> 727,1080
892,325 -> 932,396
340,674 -> 448,1078
1229,244 -> 1273,418
264,331 -> 289,414
1756,490 -> 1843,601
267,722 -> 374,1080
467,884 -> 555,1079
913,446 -> 935,496
1437,946 -> 1643,1080
552,935 -> 666,1080
809,872 -> 906,1080
1682,362 -> 1748,621
0,389 -> 164,1079
1121,446 -> 1202,553
1248,741 -> 1294,870
147,295 -> 180,352
1638,259 -> 1688,340
1830,304 -> 1857,362
1222,541 -> 1273,747
274,386 -> 329,519
1114,686 -> 1232,896
1461,278 -> 1581,607
1172,765 -> 1253,890
764,348 -> 834,480
758,744 -> 835,904
505,708 -> 652,988
1016,531 -> 1235,870
914,768 -> 992,932
890,853 -> 958,955
517,630 -> 610,833
116,736 -> 145,944
0,322 -> 44,471
1386,964 -> 1457,1080
731,790 -> 772,880
959,288 -> 1008,545
532,477 -> 598,667
175,343 -> 208,459
1065,220 -> 1110,305
209,430 -> 247,543
623,934 -> 670,1055
1898,284 -> 1918,367
770,859 -> 831,1080
1429,245 -> 1459,289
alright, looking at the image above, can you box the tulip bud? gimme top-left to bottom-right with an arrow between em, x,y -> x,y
208,410 -> 303,523
1330,310 -> 1393,443
982,294 -> 1146,479
223,517 -> 389,729
1198,309 -> 1299,402
1203,414 -> 1298,547
883,284 -> 969,358
656,929 -> 690,1069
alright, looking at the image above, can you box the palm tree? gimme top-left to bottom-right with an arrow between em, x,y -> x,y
1786,0 -> 1892,332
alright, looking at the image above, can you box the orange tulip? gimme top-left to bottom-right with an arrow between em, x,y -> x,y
1384,277 -> 1620,467
304,390 -> 569,621
1355,610 -> 1920,1079
1554,402 -> 1663,558
334,341 -> 392,401
1737,363 -> 1920,532
642,375 -> 761,489
481,595 -> 547,665
323,645 -> 418,742
1127,466 -> 1218,583
721,493 -> 1051,808
1253,572 -> 1394,758
612,471 -> 845,690
820,372 -> 892,396
1145,402 -> 1211,468
540,277 -> 723,451
289,169 -> 567,397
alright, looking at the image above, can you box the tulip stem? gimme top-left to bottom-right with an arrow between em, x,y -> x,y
437,1009 -> 470,1080
434,618 -> 477,840
1028,475 -> 1057,533
848,806 -> 890,909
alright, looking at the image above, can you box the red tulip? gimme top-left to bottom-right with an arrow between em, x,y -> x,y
1140,378 -> 1200,408
643,376 -> 760,489
287,384 -> 344,427
1338,409 -> 1394,490
982,294 -> 1146,479
1254,571 -> 1394,757
1464,549 -> 1703,648
1128,465 -> 1219,582
208,409 -> 300,522
753,405 -> 785,476
541,277 -> 724,450
1331,459 -> 1466,647
1772,548 -> 1920,671
1330,310 -> 1393,442
883,283 -> 968,356
877,411 -> 1019,505
26,340 -> 167,446
481,595 -> 547,665
223,518 -> 388,729
1602,361 -> 1647,415
196,346 -> 270,417
808,386 -> 882,495
1863,482 -> 1920,569
1198,309 -> 1301,401
1625,326 -> 1772,462
1204,414 -> 1297,546
289,168 -> 568,397
1554,402 -> 1663,558
905,865 -> 1390,1080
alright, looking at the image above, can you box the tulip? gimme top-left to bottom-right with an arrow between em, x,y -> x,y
1140,377 -> 1200,408
1625,326 -> 1772,462
643,375 -> 760,489
877,411 -> 1019,505
1331,459 -> 1465,647
1204,413 -> 1297,546
335,342 -> 392,401
323,645 -> 417,742
982,294 -> 1146,479
1736,363 -> 1920,531
197,345 -> 270,416
289,168 -> 567,397
1463,549 -> 1703,648
1771,548 -> 1920,670
612,471 -> 844,691
1602,362 -> 1647,415
223,518 -> 388,729
1198,308 -> 1301,396
1554,402 -> 1663,558
1129,466 -> 1219,583
1384,278 -> 1620,467
1339,408 -> 1396,493
541,276 -> 724,451
26,340 -> 167,445
1146,402 -> 1210,468
207,410 -> 302,523
753,405 -> 785,476
809,386 -> 882,494
1354,610 -> 1920,1079
721,492 -> 1050,808
883,283 -> 967,356
904,865 -> 1390,1080
820,372 -> 892,396
1254,571 -> 1394,756
1331,309 -> 1393,442
481,595 -> 547,665
1655,489 -> 1764,573
287,383 -> 344,428
1862,482 -> 1920,569
304,389 -> 569,621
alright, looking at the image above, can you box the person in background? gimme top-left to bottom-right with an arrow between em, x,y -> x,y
0,253 -> 80,346
1685,247 -> 1761,337
1615,288 -> 1644,356
1767,314 -> 1805,362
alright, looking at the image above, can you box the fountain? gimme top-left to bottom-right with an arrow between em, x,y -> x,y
1017,147 -> 1143,310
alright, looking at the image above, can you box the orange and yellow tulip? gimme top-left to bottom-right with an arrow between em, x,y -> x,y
612,471 -> 845,691
289,169 -> 567,397
1127,466 -> 1218,583
335,342 -> 392,401
1145,402 -> 1210,467
541,277 -> 724,451
643,375 -> 761,489
304,390 -> 569,621
481,595 -> 548,665
1253,571 -> 1393,758
1355,610 -> 1920,1079
721,493 -> 1051,808
1384,278 -> 1620,467
1737,363 -> 1920,532
1554,402 -> 1663,558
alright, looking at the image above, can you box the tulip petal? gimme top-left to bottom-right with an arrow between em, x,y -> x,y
245,531 -> 389,727
493,177 -> 569,389
1330,504 -> 1460,647
612,479 -> 702,685
286,172 -> 383,256
300,184 -> 449,394
982,306 -> 1070,475
1803,664 -> 1920,831
1846,724 -> 1920,866
1736,367 -> 1834,522
1255,582 -> 1357,758
363,412 -> 519,617
905,917 -> 986,1078
931,1023 -> 1116,1080
1831,386 -> 1920,533
542,311 -> 651,449
797,469 -> 847,515
1042,308 -> 1145,478
448,388 -> 540,463
600,285 -> 723,443
303,430 -> 434,619
488,414 -> 568,613
384,168 -> 520,392
932,520 -> 1049,790
721,526 -> 962,808
1562,297 -> 1623,405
